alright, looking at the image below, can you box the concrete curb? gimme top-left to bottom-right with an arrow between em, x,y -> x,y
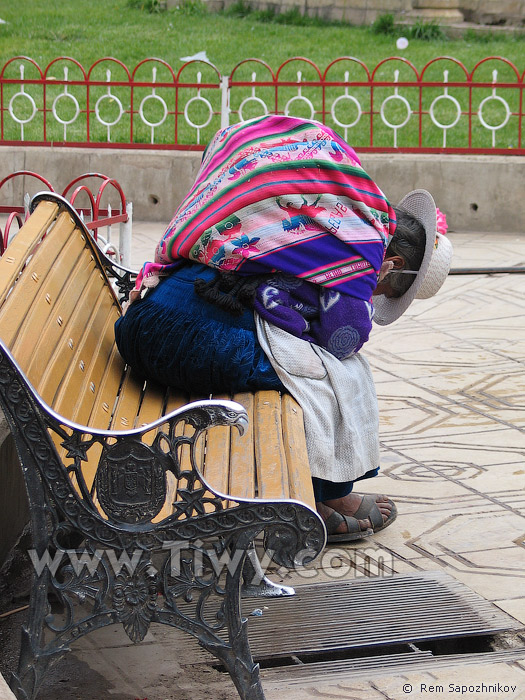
1,146 -> 524,232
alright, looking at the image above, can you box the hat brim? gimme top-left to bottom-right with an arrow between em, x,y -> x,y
373,189 -> 441,326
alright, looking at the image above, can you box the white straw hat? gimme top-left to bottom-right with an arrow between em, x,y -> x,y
373,189 -> 453,326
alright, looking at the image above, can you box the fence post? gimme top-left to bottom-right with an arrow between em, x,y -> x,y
23,192 -> 30,219
119,201 -> 133,268
220,75 -> 230,130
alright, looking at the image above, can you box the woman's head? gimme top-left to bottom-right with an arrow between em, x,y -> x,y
373,189 -> 453,326
375,206 -> 426,298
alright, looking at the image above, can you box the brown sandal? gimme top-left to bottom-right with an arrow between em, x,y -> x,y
351,494 -> 398,533
324,510 -> 373,543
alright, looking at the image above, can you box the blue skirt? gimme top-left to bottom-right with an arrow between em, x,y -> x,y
114,263 -> 284,394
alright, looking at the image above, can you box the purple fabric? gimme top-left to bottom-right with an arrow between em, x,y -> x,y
254,275 -> 373,359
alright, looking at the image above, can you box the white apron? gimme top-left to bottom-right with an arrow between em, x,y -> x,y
255,315 -> 380,483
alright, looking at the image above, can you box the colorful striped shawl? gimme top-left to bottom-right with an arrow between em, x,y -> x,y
132,115 -> 396,303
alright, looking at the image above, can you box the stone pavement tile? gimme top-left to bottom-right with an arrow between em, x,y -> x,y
369,356 -> 521,394
378,399 -> 518,436
448,546 -> 525,572
129,220 -> 165,269
38,624 -> 238,700
433,561 -> 525,602
448,545 -> 525,576
449,231 -> 525,265
264,679 -> 385,699
358,472 -> 495,504
464,462 -> 525,498
272,546 -> 403,588
394,284 -> 525,330
375,436 -> 525,477
371,374 -> 460,404
386,509 -> 524,556
494,599 -> 525,625
373,662 -> 525,700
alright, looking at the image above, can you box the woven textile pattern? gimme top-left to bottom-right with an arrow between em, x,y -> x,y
132,115 -> 396,303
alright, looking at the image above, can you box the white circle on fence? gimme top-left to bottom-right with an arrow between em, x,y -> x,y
284,95 -> 315,120
429,93 -> 461,129
184,95 -> 213,129
380,93 -> 411,129
139,93 -> 168,128
238,96 -> 268,122
8,91 -> 37,125
331,94 -> 362,129
95,93 -> 124,127
52,92 -> 81,126
478,94 -> 510,131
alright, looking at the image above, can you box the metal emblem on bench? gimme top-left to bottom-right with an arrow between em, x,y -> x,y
95,441 -> 166,524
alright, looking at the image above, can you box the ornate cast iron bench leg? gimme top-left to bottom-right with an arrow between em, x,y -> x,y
0,341 -> 325,700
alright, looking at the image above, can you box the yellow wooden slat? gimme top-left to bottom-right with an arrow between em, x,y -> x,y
254,390 -> 289,500
0,211 -> 77,349
227,392 -> 256,500
49,298 -> 120,497
152,389 -> 190,523
52,287 -> 119,418
66,309 -> 122,427
109,368 -> 144,432
0,200 -> 59,302
135,380 -> 169,442
35,268 -> 106,406
281,393 -> 315,510
201,392 -> 231,497
86,344 -> 126,430
10,240 -> 97,372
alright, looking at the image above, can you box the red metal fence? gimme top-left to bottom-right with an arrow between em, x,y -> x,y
0,171 -> 132,263
0,55 -> 524,154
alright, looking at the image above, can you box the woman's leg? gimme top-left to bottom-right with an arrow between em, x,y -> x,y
313,472 -> 396,536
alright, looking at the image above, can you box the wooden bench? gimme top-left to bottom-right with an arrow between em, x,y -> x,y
0,192 -> 326,700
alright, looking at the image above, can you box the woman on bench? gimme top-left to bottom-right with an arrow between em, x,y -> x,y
115,114 -> 453,543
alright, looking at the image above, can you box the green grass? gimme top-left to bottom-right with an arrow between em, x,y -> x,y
1,0 -> 523,76
0,0 -> 523,149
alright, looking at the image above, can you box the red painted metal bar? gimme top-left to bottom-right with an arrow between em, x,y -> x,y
0,55 -> 523,153
0,211 -> 24,255
0,170 -> 130,252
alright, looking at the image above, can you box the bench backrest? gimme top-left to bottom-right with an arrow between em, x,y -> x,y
0,195 -> 316,512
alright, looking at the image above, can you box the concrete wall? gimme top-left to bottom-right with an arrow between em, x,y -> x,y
460,0 -> 525,25
215,0 -> 413,23
199,0 -> 525,24
1,146 -> 524,233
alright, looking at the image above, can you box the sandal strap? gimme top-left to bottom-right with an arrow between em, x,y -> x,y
324,510 -> 344,536
324,510 -> 365,536
340,514 -> 363,535
352,494 -> 384,530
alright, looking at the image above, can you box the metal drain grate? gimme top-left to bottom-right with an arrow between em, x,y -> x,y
259,649 -> 525,685
242,571 -> 522,660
